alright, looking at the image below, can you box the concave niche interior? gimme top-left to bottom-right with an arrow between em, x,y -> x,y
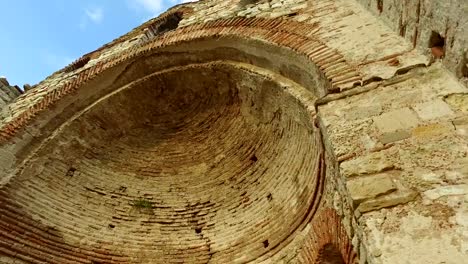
2,63 -> 323,263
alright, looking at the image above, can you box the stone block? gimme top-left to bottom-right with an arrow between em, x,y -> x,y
423,185 -> 468,200
455,124 -> 468,139
346,104 -> 382,121
291,3 -> 308,11
453,115 -> 468,125
357,189 -> 417,213
413,99 -> 454,120
379,130 -> 411,144
294,14 -> 309,22
271,2 -> 283,8
411,122 -> 454,139
341,149 -> 396,178
347,173 -> 397,204
373,108 -> 419,143
445,93 -> 468,112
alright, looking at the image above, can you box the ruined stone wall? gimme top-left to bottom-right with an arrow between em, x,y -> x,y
0,78 -> 22,120
357,0 -> 468,83
0,0 -> 467,263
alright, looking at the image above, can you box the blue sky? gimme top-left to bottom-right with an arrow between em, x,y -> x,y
0,0 -> 192,87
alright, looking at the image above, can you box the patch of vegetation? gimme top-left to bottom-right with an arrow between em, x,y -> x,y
132,198 -> 153,209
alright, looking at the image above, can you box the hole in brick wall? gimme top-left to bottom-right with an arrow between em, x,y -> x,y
108,224 -> 115,229
287,12 -> 299,17
377,0 -> 383,13
267,193 -> 273,201
429,31 -> 445,48
66,167 -> 76,177
250,154 -> 258,162
146,12 -> 183,37
195,227 -> 202,234
263,240 -> 269,248
429,31 -> 445,58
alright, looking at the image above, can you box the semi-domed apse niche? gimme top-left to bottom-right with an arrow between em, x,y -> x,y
0,10 -> 357,264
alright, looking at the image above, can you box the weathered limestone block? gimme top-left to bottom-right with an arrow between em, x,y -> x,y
341,149 -> 398,178
445,93 -> 468,112
347,173 -> 397,204
373,108 -> 420,144
413,98 -> 455,121
411,122 -> 454,139
423,184 -> 468,200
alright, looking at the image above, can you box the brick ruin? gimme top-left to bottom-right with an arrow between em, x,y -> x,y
0,0 -> 467,263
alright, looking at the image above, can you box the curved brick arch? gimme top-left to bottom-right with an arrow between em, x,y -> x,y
0,17 -> 363,143
0,14 -> 358,264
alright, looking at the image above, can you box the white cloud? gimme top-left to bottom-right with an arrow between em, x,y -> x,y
135,0 -> 165,14
132,0 -> 197,16
85,7 -> 104,24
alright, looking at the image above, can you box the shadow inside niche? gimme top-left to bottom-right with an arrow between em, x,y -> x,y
319,243 -> 346,264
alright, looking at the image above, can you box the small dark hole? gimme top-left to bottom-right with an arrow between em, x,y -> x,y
267,193 -> 273,201
146,12 -> 183,37
250,155 -> 258,162
195,227 -> 202,234
429,31 -> 445,48
319,243 -> 345,264
399,24 -> 407,37
108,224 -> 115,229
462,55 -> 468,77
377,0 -> 383,13
287,12 -> 298,17
263,240 -> 269,248
66,167 -> 76,177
